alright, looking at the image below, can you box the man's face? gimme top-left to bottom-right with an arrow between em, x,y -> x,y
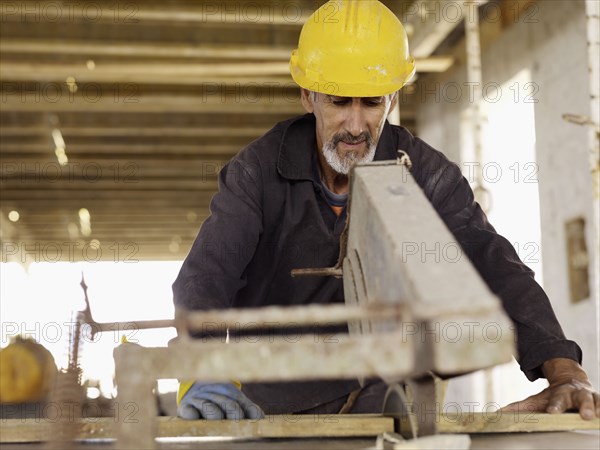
301,90 -> 397,174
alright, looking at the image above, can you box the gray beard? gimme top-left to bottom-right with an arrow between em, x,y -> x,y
322,140 -> 377,175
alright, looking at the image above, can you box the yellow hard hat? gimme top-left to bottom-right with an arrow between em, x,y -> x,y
0,336 -> 57,404
290,0 -> 416,97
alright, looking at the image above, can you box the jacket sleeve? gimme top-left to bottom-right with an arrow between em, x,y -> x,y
172,152 -> 263,312
414,143 -> 582,381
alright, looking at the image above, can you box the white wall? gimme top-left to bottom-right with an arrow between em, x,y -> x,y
416,0 -> 599,404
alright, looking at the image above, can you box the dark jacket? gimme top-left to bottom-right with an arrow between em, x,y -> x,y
173,114 -> 581,413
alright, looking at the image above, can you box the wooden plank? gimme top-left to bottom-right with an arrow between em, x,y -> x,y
434,412 -> 599,434
1,412 -> 596,444
0,415 -> 394,443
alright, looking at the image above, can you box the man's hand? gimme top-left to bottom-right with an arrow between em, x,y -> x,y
503,358 -> 600,419
178,382 -> 265,420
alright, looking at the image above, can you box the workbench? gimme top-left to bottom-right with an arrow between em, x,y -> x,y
0,431 -> 598,450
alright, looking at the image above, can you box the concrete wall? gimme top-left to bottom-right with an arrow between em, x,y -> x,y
415,0 -> 599,404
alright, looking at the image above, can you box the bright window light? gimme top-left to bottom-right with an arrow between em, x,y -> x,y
0,261 -> 182,397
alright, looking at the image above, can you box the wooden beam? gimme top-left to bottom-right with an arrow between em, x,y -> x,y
0,126 -> 267,138
404,0 -> 465,58
0,158 -> 229,178
0,113 -> 287,131
0,211 -> 207,222
0,415 -> 393,443
0,180 -> 219,191
403,1 -> 488,58
0,61 -> 444,87
0,40 -> 454,73
415,56 -> 454,72
1,242 -> 192,261
0,2 -> 315,27
122,4 -> 313,26
9,231 -> 193,241
0,94 -> 306,114
0,195 -> 210,204
0,95 -> 414,118
0,61 -> 294,84
2,226 -> 198,236
1,143 -> 239,155
0,40 -> 292,61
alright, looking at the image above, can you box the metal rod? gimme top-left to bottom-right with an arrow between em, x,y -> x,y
87,304 -> 406,334
182,303 -> 406,330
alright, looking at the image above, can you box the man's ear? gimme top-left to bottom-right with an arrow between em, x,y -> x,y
300,89 -> 315,113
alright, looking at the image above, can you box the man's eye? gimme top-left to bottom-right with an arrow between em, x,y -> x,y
332,99 -> 350,106
363,99 -> 383,107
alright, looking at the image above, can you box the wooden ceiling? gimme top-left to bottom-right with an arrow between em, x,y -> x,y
0,0 -> 456,261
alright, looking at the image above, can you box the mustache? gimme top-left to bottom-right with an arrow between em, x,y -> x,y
331,131 -> 375,147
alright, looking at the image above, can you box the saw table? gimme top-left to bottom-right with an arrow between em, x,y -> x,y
109,159 -> 518,448
9,159 -> 594,448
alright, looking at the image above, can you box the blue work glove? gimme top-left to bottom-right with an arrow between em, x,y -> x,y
177,382 -> 265,420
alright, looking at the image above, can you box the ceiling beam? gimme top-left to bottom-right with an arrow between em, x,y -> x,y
0,62 -> 448,88
1,160 -> 229,181
0,93 -> 306,114
1,143 -> 240,155
0,40 -> 292,60
0,96 -> 415,117
0,126 -> 267,138
404,0 -> 466,58
403,0 -> 488,58
0,1 -> 314,26
0,179 -> 220,192
0,39 -> 453,72
0,62 -> 294,83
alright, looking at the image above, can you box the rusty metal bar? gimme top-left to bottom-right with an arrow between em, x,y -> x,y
90,318 -> 175,333
182,303 -> 405,330
87,304 -> 406,335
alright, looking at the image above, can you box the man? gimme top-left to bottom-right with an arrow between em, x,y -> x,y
173,0 -> 599,420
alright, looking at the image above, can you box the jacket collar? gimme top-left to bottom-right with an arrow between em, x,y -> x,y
277,113 -> 398,181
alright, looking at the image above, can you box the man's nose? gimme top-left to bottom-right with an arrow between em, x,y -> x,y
344,100 -> 367,136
